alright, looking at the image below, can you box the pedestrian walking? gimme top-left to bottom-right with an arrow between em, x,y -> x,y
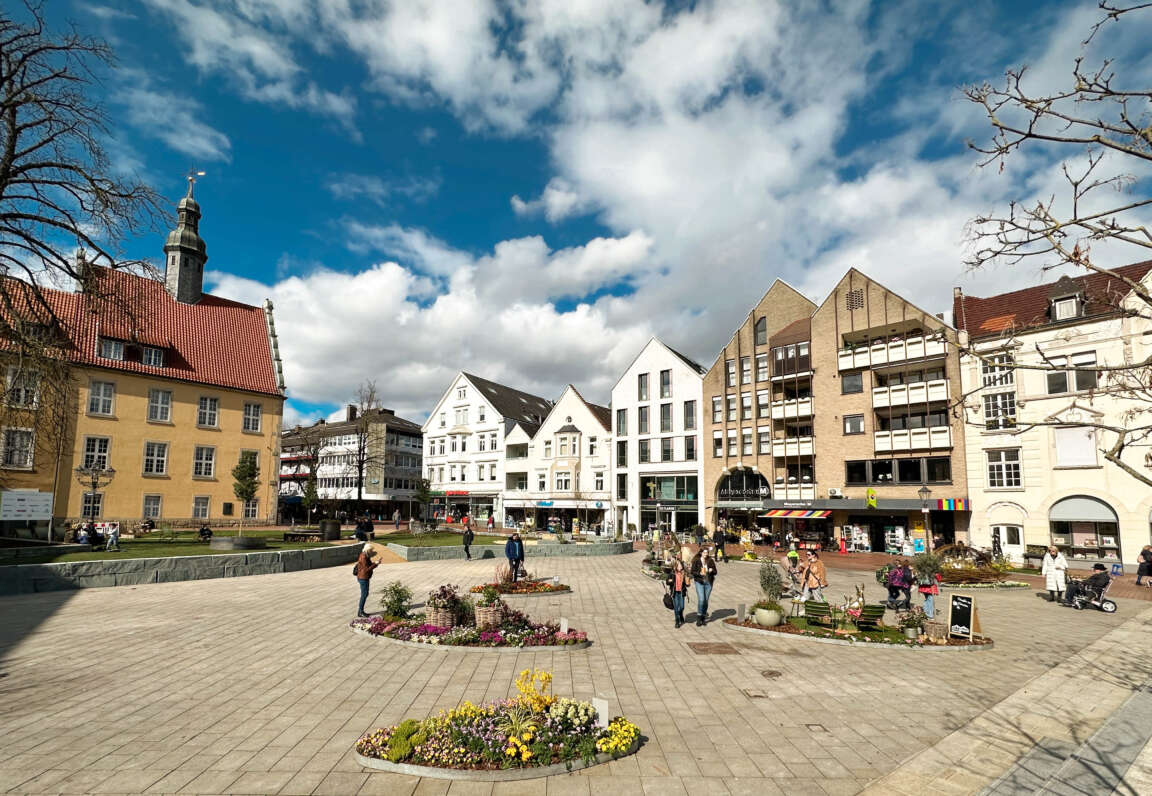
887,559 -> 913,609
690,547 -> 718,626
798,550 -> 827,603
105,524 -> 120,552
393,509 -> 401,530
462,525 -> 475,560
505,532 -> 525,581
712,527 -> 727,563
354,544 -> 379,617
487,514 -> 495,532
694,525 -> 705,548
918,570 -> 941,619
1042,545 -> 1068,602
1136,545 -> 1152,587
666,556 -> 691,628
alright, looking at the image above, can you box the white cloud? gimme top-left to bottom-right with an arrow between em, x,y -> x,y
511,178 -> 594,223
327,173 -> 442,206
119,83 -> 232,162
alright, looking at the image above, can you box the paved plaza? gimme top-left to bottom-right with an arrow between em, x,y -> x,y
2,552 -> 1151,795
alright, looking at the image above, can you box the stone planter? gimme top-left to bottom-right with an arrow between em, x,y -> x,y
318,519 -> 341,540
903,627 -> 921,640
474,604 -> 503,630
209,536 -> 267,550
425,607 -> 456,629
754,608 -> 782,627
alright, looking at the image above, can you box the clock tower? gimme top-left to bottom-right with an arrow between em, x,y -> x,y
163,175 -> 207,304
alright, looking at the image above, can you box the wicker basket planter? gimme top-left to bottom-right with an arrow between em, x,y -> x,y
474,605 -> 504,630
425,607 -> 456,629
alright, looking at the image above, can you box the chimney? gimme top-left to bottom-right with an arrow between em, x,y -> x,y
381,408 -> 395,416
953,286 -> 963,298
935,313 -> 944,320
346,404 -> 358,422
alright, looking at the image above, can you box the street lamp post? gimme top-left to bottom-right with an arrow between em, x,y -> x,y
74,464 -> 116,539
918,486 -> 932,552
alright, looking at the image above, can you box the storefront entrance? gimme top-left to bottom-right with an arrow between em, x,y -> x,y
1050,496 -> 1121,567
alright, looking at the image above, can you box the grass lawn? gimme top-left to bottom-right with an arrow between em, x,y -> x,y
376,532 -> 504,548
1,528 -> 336,565
787,616 -> 908,643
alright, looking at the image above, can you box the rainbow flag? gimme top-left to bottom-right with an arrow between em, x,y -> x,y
935,498 -> 970,511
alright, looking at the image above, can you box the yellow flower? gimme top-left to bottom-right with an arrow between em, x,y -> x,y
506,747 -> 516,756
521,732 -> 532,741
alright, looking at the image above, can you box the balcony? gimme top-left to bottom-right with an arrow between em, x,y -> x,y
872,379 -> 949,409
874,426 -> 952,453
773,436 -> 814,457
838,334 -> 948,371
772,483 -> 817,500
770,396 -> 814,419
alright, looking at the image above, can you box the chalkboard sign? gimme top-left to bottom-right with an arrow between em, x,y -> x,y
948,593 -> 976,640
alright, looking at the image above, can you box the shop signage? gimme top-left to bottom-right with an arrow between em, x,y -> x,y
537,501 -> 554,507
947,593 -> 982,640
595,502 -> 602,508
430,491 -> 446,497
717,470 -> 770,500
446,490 -> 469,496
781,502 -> 814,509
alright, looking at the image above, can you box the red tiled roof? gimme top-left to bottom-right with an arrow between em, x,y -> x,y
13,268 -> 283,396
954,261 -> 1152,338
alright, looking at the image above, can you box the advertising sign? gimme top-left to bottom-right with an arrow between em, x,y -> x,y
0,490 -> 54,521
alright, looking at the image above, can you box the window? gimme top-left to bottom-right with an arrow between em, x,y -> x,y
142,495 -> 161,519
594,471 -> 604,491
742,430 -> 752,456
449,437 -> 458,453
726,359 -> 736,387
457,386 -> 466,399
454,408 -> 467,425
754,316 -> 767,346
193,496 -> 210,519
439,412 -> 446,428
589,437 -> 597,456
870,459 -> 893,484
616,440 -> 627,467
983,392 -> 1016,430
757,392 -> 770,418
727,432 -> 737,456
537,472 -> 546,491
489,432 -> 497,450
83,436 -> 109,470
638,373 -> 649,401
741,393 -> 752,421
926,457 -> 951,483
981,354 -> 1015,387
147,389 -> 172,422
88,381 -> 114,415
683,401 -> 696,431
243,403 -> 262,432
2,428 -> 33,468
559,437 -> 568,456
897,458 -> 923,483
845,460 -> 867,485
143,442 -> 168,475
711,397 -> 722,423
459,435 -> 467,453
555,471 -> 571,490
758,430 -> 770,454
726,396 -> 736,422
617,473 -> 627,500
713,433 -> 723,457
987,449 -> 1022,488
841,372 -> 863,394
243,499 -> 258,519
99,338 -> 124,360
449,465 -> 457,482
660,403 -> 672,432
740,357 -> 751,385
82,491 -> 103,518
1073,352 -> 1098,391
638,439 -> 650,463
616,408 -> 627,435
478,406 -> 485,421
479,435 -> 487,452
1055,426 -> 1097,467
142,347 -> 165,367
685,436 -> 696,460
756,354 -> 768,382
1053,297 -> 1079,320
843,414 -> 864,435
193,446 -> 216,478
638,406 -> 649,434
660,369 -> 672,398
660,437 -> 673,462
544,440 -> 552,457
197,396 -> 219,427
489,464 -> 497,482
6,368 -> 39,407
477,464 -> 484,481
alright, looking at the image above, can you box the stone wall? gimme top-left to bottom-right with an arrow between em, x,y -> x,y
0,544 -> 359,595
389,541 -> 634,561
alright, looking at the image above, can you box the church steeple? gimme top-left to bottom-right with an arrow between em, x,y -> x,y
163,173 -> 207,303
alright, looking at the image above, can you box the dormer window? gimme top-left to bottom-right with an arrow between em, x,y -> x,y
1052,297 -> 1080,321
99,338 -> 124,361
142,346 -> 165,367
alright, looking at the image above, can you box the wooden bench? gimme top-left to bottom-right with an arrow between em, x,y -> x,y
803,601 -> 836,630
850,604 -> 887,631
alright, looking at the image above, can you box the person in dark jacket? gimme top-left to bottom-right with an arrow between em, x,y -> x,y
1063,564 -> 1111,605
354,544 -> 378,617
690,547 -> 718,626
712,528 -> 726,563
462,525 -> 475,560
665,556 -> 691,628
505,533 -> 525,581
1136,545 -> 1152,586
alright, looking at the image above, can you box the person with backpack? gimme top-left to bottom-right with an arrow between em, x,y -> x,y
665,556 -> 691,628
462,524 -> 475,561
690,547 -> 718,625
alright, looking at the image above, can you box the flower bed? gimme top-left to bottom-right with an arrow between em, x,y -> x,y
350,609 -> 587,648
470,580 -> 571,595
355,670 -> 640,778
940,580 -> 1029,589
723,617 -> 993,648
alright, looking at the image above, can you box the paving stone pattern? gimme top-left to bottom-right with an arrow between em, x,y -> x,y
0,553 -> 1144,794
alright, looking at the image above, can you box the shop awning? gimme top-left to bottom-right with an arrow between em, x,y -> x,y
761,509 -> 832,518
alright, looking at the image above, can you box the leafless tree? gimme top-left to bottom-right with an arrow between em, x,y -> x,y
282,421 -> 325,522
348,380 -> 389,516
960,1 -> 1152,486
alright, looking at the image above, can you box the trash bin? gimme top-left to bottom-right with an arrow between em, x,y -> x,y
319,519 -> 341,540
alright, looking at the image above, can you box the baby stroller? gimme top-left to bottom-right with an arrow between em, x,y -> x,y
1067,576 -> 1118,613
778,560 -> 802,598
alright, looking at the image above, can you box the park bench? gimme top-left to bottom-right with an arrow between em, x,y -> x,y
803,601 -> 836,630
850,604 -> 886,632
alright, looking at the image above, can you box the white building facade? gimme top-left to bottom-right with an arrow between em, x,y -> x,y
422,372 -> 552,524
503,385 -> 613,533
956,266 -> 1152,569
611,338 -> 706,537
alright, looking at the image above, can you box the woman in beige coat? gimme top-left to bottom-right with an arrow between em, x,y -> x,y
1042,545 -> 1068,603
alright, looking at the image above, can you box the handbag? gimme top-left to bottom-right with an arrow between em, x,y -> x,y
663,591 -> 674,610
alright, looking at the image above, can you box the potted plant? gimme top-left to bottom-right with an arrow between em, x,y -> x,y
474,584 -> 505,630
897,606 -> 927,640
754,559 -> 785,627
425,584 -> 464,628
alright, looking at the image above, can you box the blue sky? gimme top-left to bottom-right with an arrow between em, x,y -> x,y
49,0 -> 1152,425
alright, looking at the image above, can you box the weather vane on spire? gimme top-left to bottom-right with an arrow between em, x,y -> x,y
186,168 -> 206,197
